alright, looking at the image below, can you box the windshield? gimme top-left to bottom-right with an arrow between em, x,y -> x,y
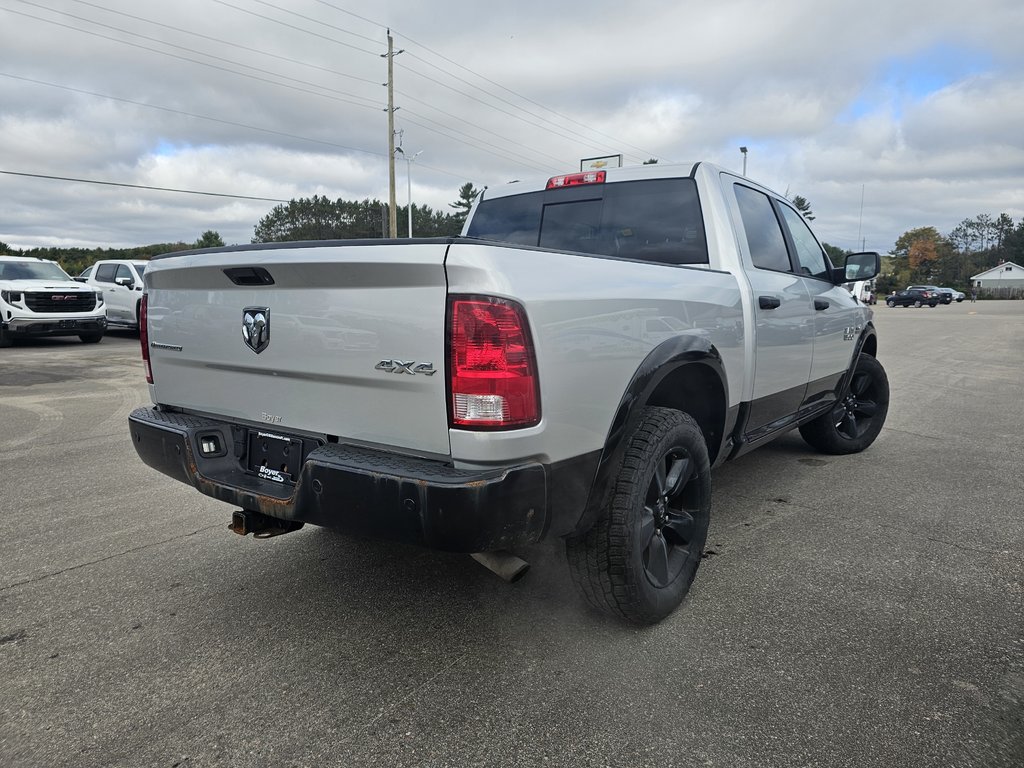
0,260 -> 72,282
467,178 -> 709,265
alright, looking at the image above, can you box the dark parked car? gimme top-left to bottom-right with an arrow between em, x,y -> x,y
908,284 -> 951,304
938,287 -> 965,302
887,288 -> 939,308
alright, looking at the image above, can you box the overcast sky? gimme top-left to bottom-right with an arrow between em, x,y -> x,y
2,0 -> 1023,254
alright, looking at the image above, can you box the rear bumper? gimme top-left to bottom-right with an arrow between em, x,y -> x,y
128,406 -> 548,552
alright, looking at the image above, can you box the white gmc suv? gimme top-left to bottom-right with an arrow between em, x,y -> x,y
0,255 -> 107,346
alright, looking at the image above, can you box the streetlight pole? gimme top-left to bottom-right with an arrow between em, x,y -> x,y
395,147 -> 422,238
740,146 -> 748,176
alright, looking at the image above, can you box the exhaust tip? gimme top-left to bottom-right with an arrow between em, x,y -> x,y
470,551 -> 530,583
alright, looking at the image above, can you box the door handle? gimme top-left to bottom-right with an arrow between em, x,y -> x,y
758,296 -> 781,310
814,299 -> 829,311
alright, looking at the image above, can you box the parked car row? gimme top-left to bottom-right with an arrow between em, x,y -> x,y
908,285 -> 965,304
886,285 -> 966,308
0,256 -> 148,347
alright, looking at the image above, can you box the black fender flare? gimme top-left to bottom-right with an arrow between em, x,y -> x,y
567,333 -> 730,538
839,322 -> 878,401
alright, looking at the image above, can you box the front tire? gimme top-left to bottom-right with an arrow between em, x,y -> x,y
886,300 -> 895,308
79,332 -> 103,344
566,408 -> 711,625
799,355 -> 889,455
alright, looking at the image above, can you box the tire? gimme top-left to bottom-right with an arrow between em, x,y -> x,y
566,407 -> 711,625
929,303 -> 937,308
798,354 -> 889,455
913,300 -> 922,308
79,332 -> 103,344
886,300 -> 895,308
0,325 -> 11,348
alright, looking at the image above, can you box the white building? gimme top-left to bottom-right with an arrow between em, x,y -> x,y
970,262 -> 1024,292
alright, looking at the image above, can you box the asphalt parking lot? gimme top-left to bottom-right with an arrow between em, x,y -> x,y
1,304 -> 1022,768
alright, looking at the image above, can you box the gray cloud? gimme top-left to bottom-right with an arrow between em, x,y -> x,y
2,0 -> 1022,253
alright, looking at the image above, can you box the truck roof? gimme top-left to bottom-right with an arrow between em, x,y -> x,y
478,161 -> 708,200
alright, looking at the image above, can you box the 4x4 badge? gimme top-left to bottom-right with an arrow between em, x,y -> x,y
375,359 -> 436,376
242,307 -> 270,353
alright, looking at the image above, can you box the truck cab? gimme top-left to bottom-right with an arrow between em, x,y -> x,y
83,259 -> 149,329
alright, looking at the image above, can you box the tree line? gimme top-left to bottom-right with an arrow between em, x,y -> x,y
877,213 -> 1024,294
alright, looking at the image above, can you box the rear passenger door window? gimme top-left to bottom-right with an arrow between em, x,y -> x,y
734,185 -> 792,272
95,263 -> 117,283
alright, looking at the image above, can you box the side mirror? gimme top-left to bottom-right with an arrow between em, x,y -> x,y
115,276 -> 135,289
839,251 -> 880,283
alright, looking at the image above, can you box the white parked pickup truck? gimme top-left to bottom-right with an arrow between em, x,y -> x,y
128,162 -> 888,623
79,259 -> 149,329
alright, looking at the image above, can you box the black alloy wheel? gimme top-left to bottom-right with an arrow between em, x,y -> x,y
799,355 -> 889,454
639,445 -> 703,588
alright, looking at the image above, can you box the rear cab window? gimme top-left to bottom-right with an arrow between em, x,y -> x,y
467,178 -> 709,266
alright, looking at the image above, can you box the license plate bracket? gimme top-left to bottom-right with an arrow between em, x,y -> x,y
247,430 -> 304,485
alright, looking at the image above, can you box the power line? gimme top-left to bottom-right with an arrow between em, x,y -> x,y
7,3 -> 567,175
398,113 -> 554,175
206,0 -> 380,56
0,170 -> 292,202
60,0 -> 382,88
215,0 -> 652,163
397,100 -> 568,168
9,2 -> 382,110
0,72 -> 471,182
394,75 -> 613,160
1,72 -> 384,158
303,0 -> 659,159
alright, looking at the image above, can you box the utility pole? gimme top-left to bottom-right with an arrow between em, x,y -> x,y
381,30 -> 403,238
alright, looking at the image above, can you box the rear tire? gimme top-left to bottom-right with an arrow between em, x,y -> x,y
566,407 -> 711,625
799,355 -> 889,455
913,300 -> 922,308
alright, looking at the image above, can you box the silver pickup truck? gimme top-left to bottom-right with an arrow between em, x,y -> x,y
129,162 -> 888,623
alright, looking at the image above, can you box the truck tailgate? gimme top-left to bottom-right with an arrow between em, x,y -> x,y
144,242 -> 451,457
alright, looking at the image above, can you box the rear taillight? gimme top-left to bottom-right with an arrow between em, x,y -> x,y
139,294 -> 152,384
448,296 -> 540,429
